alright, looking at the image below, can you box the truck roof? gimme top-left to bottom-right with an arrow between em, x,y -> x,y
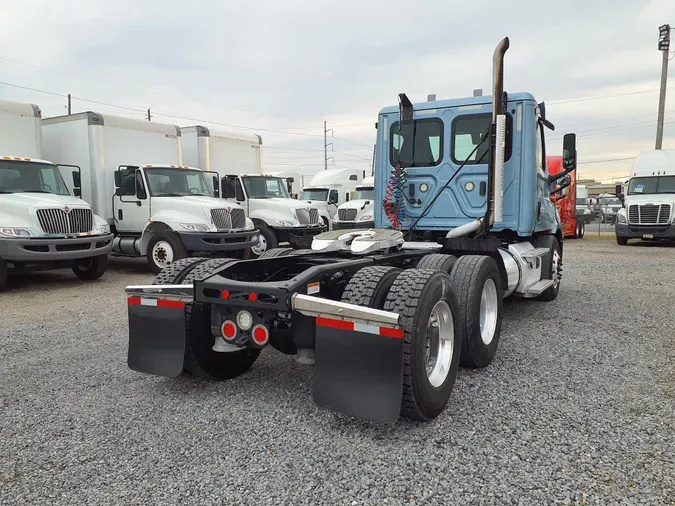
378,92 -> 537,115
305,168 -> 362,188
43,111 -> 181,137
630,149 -> 675,177
180,125 -> 262,145
0,99 -> 41,118
0,155 -> 55,165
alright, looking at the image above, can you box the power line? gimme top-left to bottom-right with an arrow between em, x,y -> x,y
578,157 -> 635,165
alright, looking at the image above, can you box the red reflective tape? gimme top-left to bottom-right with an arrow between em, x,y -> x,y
156,299 -> 185,309
316,317 -> 354,331
127,297 -> 141,305
379,326 -> 405,339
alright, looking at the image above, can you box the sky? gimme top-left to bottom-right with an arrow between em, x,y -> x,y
0,0 -> 674,181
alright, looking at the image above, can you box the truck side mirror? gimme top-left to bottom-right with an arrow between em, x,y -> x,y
72,170 -> 81,188
115,187 -> 124,197
114,170 -> 123,188
615,184 -> 623,196
212,176 -> 219,198
287,177 -> 294,183
562,133 -> 577,171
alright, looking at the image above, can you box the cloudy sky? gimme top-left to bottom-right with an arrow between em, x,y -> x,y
1,0 -> 674,180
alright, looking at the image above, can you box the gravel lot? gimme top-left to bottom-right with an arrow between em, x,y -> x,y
1,239 -> 674,505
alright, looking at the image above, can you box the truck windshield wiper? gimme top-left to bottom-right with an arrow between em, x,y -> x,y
0,190 -> 13,194
154,193 -> 184,197
22,190 -> 52,194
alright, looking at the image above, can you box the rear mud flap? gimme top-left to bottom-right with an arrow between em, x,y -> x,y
313,317 -> 404,423
127,297 -> 187,377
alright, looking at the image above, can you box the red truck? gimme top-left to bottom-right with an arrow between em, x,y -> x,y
548,156 -> 585,239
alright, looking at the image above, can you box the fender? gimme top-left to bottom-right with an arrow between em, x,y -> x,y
140,209 -> 207,255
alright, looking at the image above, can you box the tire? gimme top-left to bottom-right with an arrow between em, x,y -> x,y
578,221 -> 585,239
341,265 -> 403,309
155,257 -> 260,380
617,236 -> 628,246
290,249 -> 314,256
146,232 -> 189,274
416,253 -> 458,273
449,255 -> 503,369
383,268 -> 461,421
249,224 -> 278,258
71,254 -> 109,280
532,234 -> 562,302
0,259 -> 8,292
258,247 -> 294,259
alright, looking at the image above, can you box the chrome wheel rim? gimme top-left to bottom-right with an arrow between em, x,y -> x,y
425,300 -> 455,388
552,250 -> 561,287
152,241 -> 174,269
479,278 -> 499,345
251,234 -> 267,256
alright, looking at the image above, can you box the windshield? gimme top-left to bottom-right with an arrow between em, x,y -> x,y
144,167 -> 214,197
628,175 -> 675,195
302,189 -> 329,201
575,198 -> 587,206
0,161 -> 70,195
599,197 -> 621,206
353,187 -> 374,200
242,177 -> 290,199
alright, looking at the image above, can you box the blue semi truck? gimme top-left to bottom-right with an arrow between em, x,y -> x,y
123,37 -> 576,423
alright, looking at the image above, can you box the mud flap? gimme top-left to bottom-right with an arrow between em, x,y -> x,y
313,316 -> 404,423
127,297 -> 187,377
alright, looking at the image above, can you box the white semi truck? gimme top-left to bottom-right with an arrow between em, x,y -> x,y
332,176 -> 375,229
42,113 -> 258,273
180,126 -> 325,257
615,149 -> 675,245
0,99 -> 113,291
301,168 -> 365,228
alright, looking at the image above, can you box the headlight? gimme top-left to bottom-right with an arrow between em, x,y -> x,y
358,215 -> 373,221
0,227 -> 33,237
180,223 -> 210,232
617,213 -> 627,224
274,220 -> 297,227
245,218 -> 255,231
98,223 -> 111,234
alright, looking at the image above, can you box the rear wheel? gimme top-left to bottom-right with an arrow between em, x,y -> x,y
250,224 -> 278,258
0,259 -> 8,292
341,265 -> 403,309
147,232 -> 189,274
258,247 -> 294,258
155,257 -> 260,380
578,221 -> 585,238
383,268 -> 461,421
72,254 -> 109,280
416,253 -> 458,274
449,255 -> 503,368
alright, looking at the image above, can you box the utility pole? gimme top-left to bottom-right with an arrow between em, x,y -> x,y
67,94 -> 71,115
656,24 -> 671,150
324,121 -> 333,170
146,108 -> 152,121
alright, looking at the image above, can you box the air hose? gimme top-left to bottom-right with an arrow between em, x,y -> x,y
383,162 -> 407,230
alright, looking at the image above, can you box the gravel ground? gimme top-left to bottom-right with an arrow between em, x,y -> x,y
1,241 -> 674,505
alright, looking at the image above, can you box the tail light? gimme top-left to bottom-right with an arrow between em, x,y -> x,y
221,320 -> 237,341
252,324 -> 269,345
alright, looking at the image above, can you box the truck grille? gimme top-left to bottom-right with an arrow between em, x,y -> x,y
628,204 -> 671,225
36,208 -> 93,235
338,209 -> 357,221
296,208 -> 319,225
211,208 -> 246,230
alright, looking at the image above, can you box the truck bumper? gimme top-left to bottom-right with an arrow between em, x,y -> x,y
615,222 -> 675,240
177,230 -> 259,252
0,233 -> 113,262
333,221 -> 374,230
275,225 -> 326,248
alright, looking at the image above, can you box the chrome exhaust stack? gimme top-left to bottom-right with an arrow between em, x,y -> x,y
489,37 -> 510,228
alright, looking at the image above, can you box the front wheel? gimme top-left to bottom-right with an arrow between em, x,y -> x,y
617,236 -> 628,246
249,224 -> 278,258
578,221 -> 585,239
383,268 -> 461,421
0,259 -> 8,292
146,232 -> 189,274
72,254 -> 109,280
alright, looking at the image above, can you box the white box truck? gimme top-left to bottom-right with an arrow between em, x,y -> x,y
615,149 -> 675,245
181,126 -> 325,257
332,176 -> 375,229
42,113 -> 258,272
0,99 -> 113,291
300,168 -> 365,228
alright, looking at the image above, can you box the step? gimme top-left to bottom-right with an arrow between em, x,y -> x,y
525,279 -> 555,296
521,247 -> 550,260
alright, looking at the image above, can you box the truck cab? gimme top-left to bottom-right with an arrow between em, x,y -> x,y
301,168 -> 365,227
221,173 -> 325,256
615,149 -> 675,245
332,176 -> 375,229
